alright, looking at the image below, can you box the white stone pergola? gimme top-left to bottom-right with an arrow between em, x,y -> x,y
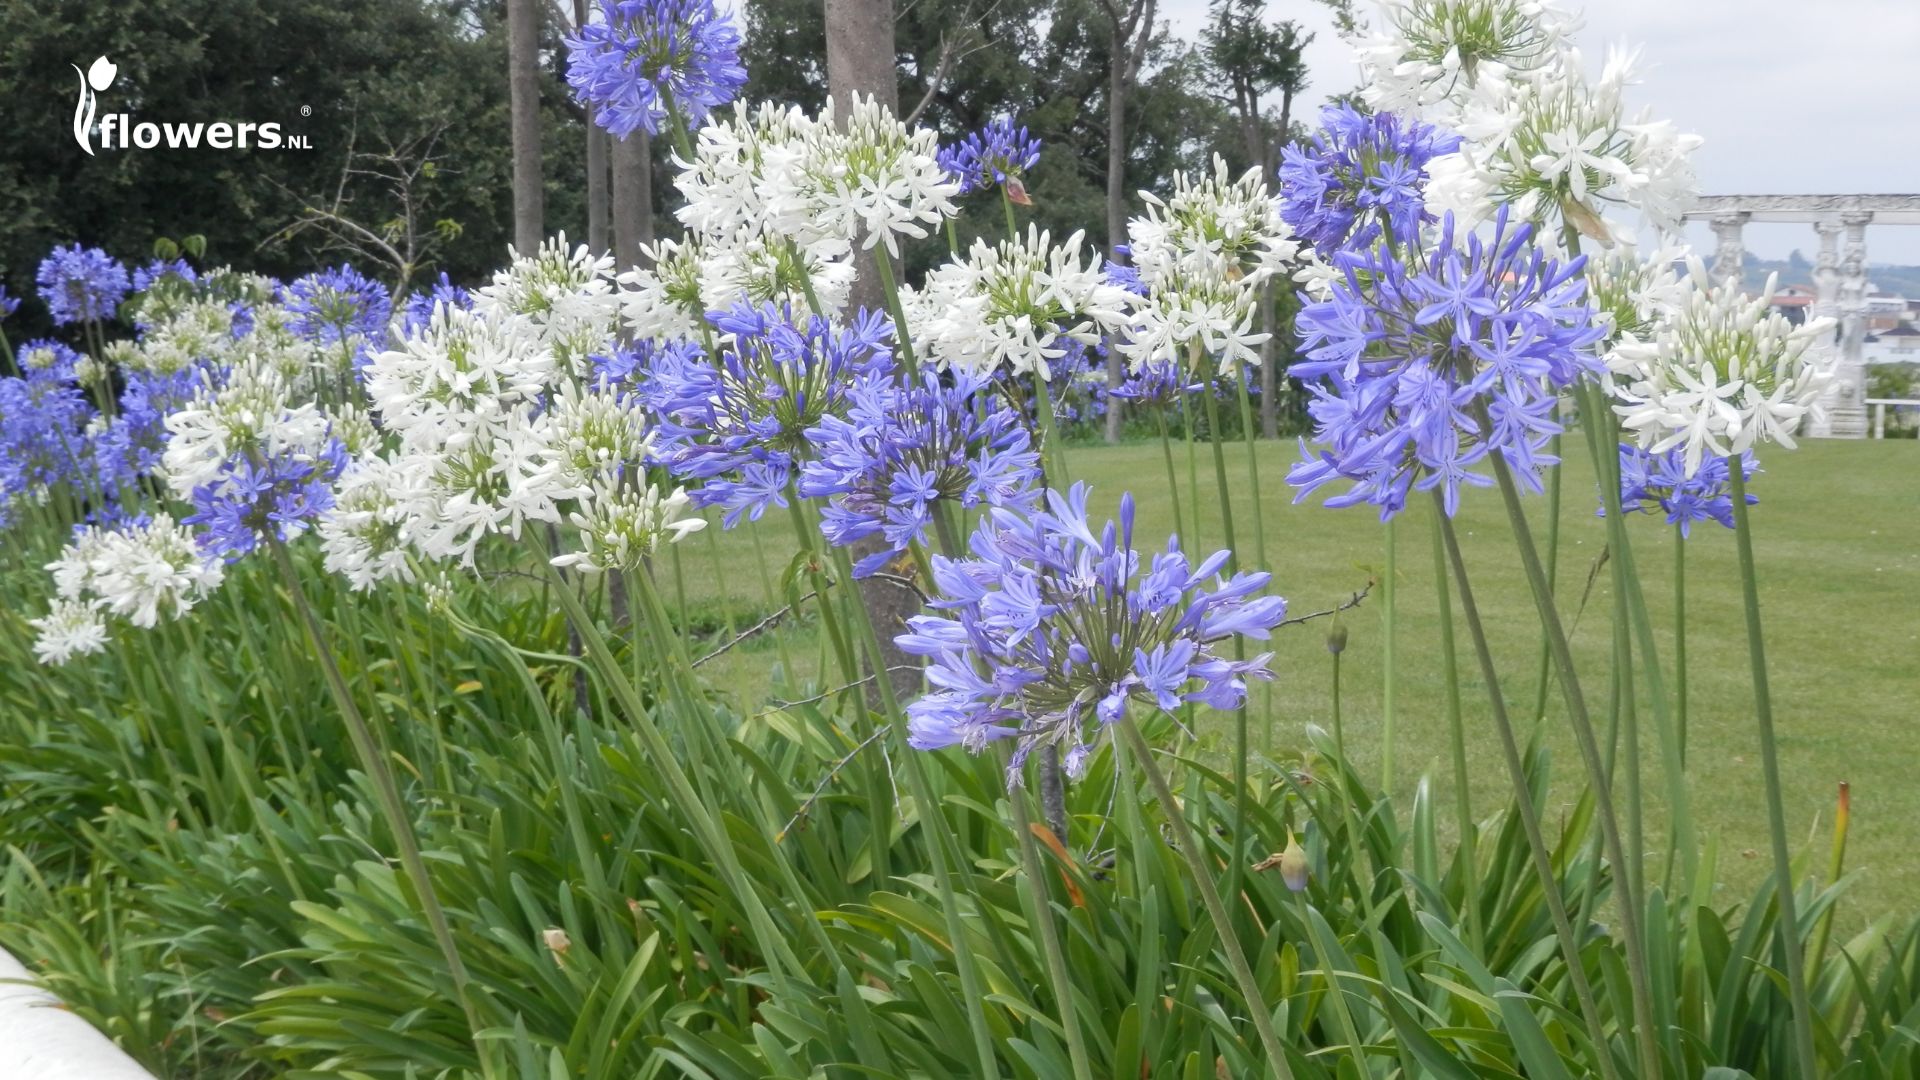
1682,194 -> 1920,439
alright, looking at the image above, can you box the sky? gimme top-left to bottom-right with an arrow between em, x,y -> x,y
1156,0 -> 1920,264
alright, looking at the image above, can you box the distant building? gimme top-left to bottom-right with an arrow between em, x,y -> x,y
1867,292 -> 1909,332
1864,323 -> 1920,365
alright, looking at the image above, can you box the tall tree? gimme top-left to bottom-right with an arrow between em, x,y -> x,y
572,0 -> 610,254
506,0 -> 545,252
1096,0 -> 1156,443
1203,0 -> 1309,437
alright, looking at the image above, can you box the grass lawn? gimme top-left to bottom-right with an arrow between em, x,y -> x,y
666,434 -> 1920,924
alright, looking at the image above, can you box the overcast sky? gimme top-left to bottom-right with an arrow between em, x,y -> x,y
1156,0 -> 1920,264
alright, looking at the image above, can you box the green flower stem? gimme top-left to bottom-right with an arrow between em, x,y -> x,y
266,537 -> 491,1070
1426,506 -> 1482,950
1381,517 -> 1397,794
1116,716 -> 1294,1080
1199,382 -> 1252,921
1231,375 -> 1276,750
1433,500 -> 1622,1080
1727,459 -> 1820,1079
869,249 -> 920,378
1000,185 -> 1021,241
1153,405 -> 1186,554
1673,524 -> 1687,765
1577,381 -> 1695,890
1531,425 -> 1562,727
1482,443 -> 1661,1080
1033,373 -> 1071,485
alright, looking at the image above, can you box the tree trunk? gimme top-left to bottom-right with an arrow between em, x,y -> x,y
506,0 -> 545,253
1102,19 -> 1128,446
610,131 -> 650,270
573,0 -> 608,255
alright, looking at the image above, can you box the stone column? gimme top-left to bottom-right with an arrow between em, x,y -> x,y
1808,219 -> 1844,437
1829,212 -> 1873,438
1710,211 -> 1750,288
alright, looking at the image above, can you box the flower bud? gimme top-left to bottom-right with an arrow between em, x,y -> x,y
1279,831 -> 1309,893
542,927 -> 572,967
1325,623 -> 1348,655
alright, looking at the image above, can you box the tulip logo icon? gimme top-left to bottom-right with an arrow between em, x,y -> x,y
72,56 -> 117,155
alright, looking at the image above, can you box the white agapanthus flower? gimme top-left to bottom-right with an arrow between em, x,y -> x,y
551,481 -> 707,574
474,233 -> 620,349
30,598 -> 110,666
161,356 -> 334,497
764,94 -> 960,259
1584,242 -> 1688,370
319,455 -> 423,592
1611,258 -> 1835,475
1119,158 -> 1299,371
912,227 -> 1130,379
622,230 -> 855,342
46,514 -> 225,633
1355,0 -> 1578,123
1425,47 -> 1701,242
364,304 -> 552,453
675,100 -> 829,240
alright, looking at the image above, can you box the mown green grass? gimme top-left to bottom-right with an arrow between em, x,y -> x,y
675,435 -> 1920,921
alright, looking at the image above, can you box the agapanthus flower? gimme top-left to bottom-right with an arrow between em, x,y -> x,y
163,357 -> 334,497
36,244 -> 130,325
651,302 -> 894,527
1425,47 -> 1701,242
897,483 -> 1286,780
673,101 -> 826,240
799,367 -> 1041,576
765,95 -> 960,259
939,116 -> 1042,196
17,339 -> 83,382
1120,158 -> 1299,372
1288,208 -> 1605,518
283,265 -> 392,346
132,258 -> 197,294
910,227 -> 1130,379
1279,105 -> 1462,256
1611,442 -> 1756,537
44,514 -> 225,632
550,480 -> 707,574
1109,355 -> 1201,409
1609,259 -> 1833,475
185,441 -> 348,560
399,272 -> 475,338
0,363 -> 96,512
565,0 -> 747,140
91,367 -> 203,491
30,598 -> 110,666
1355,0 -> 1577,122
0,284 -> 20,320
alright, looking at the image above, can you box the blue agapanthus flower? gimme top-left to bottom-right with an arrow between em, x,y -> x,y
1279,105 -> 1462,257
651,302 -> 894,527
565,0 -> 747,140
1612,443 -> 1757,537
1288,209 -> 1605,520
939,116 -> 1043,196
132,258 -> 198,294
1109,355 -> 1201,409
0,364 -> 96,514
185,441 -> 348,560
0,284 -> 20,320
799,367 -> 1041,576
36,245 -> 130,325
93,368 -> 204,491
16,339 -> 84,383
398,272 -> 475,337
897,483 -> 1286,781
284,266 -> 392,346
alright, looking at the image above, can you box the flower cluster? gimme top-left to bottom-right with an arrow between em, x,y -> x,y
284,265 -> 392,347
909,227 -> 1129,378
1612,442 -> 1757,537
1279,105 -> 1462,256
1609,259 -> 1833,475
1119,158 -> 1299,372
36,244 -> 130,325
185,441 -> 349,560
799,367 -> 1041,575
565,0 -> 747,139
1354,0 -> 1576,123
33,514 -> 227,664
939,116 -> 1042,196
898,484 -> 1286,780
649,302 -> 895,527
1288,209 -> 1604,518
